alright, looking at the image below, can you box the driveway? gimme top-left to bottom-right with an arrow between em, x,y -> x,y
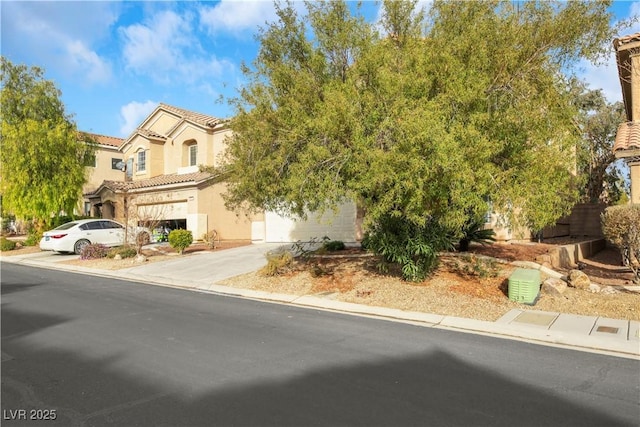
1,250 -> 80,264
115,243 -> 285,288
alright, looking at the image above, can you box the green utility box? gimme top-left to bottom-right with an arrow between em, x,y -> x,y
508,268 -> 541,305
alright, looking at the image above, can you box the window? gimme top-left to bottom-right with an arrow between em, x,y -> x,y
84,202 -> 91,216
189,144 -> 198,166
111,158 -> 123,170
126,158 -> 133,178
100,220 -> 122,229
137,150 -> 146,172
79,221 -> 102,231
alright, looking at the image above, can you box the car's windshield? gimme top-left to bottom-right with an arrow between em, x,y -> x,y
54,222 -> 78,230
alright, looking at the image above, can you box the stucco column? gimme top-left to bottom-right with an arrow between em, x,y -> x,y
631,51 -> 640,121
629,161 -> 640,204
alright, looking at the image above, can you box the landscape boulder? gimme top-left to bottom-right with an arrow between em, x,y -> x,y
541,278 -> 568,297
568,269 -> 590,290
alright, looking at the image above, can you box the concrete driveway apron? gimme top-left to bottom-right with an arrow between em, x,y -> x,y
116,243 -> 285,288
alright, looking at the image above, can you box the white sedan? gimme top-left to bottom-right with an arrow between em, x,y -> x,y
40,219 -> 150,255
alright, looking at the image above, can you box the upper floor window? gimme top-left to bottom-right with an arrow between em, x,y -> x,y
137,150 -> 146,172
126,158 -> 133,178
189,144 -> 198,166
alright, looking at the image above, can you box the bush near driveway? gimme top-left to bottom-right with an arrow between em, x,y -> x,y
168,229 -> 193,255
80,243 -> 109,260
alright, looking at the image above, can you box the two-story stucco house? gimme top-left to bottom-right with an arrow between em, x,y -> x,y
80,132 -> 126,216
84,103 -> 358,243
614,33 -> 640,205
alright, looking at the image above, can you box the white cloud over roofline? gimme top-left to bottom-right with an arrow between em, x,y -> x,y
119,100 -> 157,137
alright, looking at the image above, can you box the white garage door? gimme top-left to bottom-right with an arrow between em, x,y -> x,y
137,201 -> 187,221
264,201 -> 357,243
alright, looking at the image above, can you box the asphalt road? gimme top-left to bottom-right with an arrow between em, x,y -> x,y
2,262 -> 639,427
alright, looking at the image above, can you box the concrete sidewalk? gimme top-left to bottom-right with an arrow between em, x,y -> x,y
2,247 -> 639,359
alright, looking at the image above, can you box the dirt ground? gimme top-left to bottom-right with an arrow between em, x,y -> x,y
3,239 -> 638,322
219,241 -> 639,322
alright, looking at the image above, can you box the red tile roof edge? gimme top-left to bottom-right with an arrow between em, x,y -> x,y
614,121 -> 640,152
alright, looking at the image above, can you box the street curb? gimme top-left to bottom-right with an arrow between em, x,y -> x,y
3,255 -> 639,360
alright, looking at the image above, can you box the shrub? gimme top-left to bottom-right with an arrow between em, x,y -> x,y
168,229 -> 193,254
202,229 -> 218,249
22,231 -> 42,246
602,205 -> 640,283
0,238 -> 17,251
107,246 -> 137,259
362,214 -> 455,282
260,251 -> 293,276
80,243 -> 109,260
322,240 -> 346,252
458,217 -> 496,252
450,254 -> 499,279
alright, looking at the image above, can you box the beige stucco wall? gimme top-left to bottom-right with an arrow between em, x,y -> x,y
116,183 -> 254,241
83,146 -> 124,193
197,182 -> 254,240
149,140 -> 164,178
166,123 -> 213,172
631,54 -> 640,121
630,162 -> 640,204
120,110 -> 232,180
89,107 -> 254,241
212,128 -> 231,167
80,146 -> 125,215
146,112 -> 180,135
124,135 -> 151,180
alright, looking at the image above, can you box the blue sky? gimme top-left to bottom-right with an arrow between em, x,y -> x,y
1,1 -> 639,139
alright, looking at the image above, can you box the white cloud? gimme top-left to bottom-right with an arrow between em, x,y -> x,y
121,10 -> 192,80
120,9 -> 234,84
1,2 -> 118,85
198,1 -> 278,36
119,101 -> 158,137
65,41 -> 113,85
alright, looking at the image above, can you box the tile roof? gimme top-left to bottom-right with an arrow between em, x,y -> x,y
135,128 -> 166,140
614,121 -> 640,152
159,103 -> 220,128
98,171 -> 216,193
613,33 -> 640,122
79,132 -> 125,148
613,32 -> 640,49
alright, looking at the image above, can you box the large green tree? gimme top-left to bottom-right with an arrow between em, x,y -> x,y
224,0 -> 620,279
1,57 -> 93,229
570,81 -> 628,204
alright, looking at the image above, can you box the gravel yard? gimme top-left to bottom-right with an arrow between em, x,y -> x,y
219,241 -> 639,322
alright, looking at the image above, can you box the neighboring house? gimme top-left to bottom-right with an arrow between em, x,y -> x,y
85,103 -> 357,243
614,33 -> 640,205
79,132 -> 126,216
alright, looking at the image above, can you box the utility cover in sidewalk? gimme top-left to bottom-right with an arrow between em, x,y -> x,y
513,311 -> 557,327
596,326 -> 619,334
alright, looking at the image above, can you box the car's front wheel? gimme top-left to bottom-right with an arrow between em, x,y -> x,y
74,239 -> 90,255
